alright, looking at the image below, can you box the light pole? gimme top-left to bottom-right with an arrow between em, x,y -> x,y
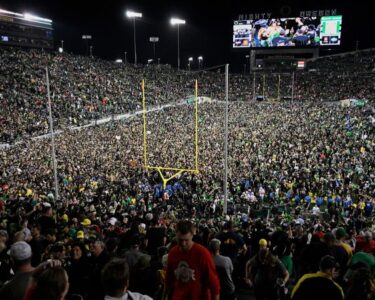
82,35 -> 92,56
170,18 -> 186,71
245,54 -> 250,74
124,51 -> 127,64
89,45 -> 93,57
126,10 -> 142,65
188,57 -> 193,71
198,56 -> 203,69
149,37 -> 159,60
61,40 -> 64,52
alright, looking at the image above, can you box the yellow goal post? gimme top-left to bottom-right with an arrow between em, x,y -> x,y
141,79 -> 199,188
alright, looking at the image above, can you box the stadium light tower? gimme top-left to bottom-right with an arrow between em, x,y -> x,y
245,54 -> 250,74
188,57 -> 193,71
198,56 -> 203,69
126,10 -> 142,65
82,35 -> 92,56
170,17 -> 186,71
149,37 -> 159,60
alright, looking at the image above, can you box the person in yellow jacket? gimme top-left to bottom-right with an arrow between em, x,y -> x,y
291,255 -> 344,300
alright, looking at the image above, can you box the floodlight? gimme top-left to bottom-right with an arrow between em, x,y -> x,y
115,59 -> 123,63
0,9 -> 23,17
24,12 -> 52,23
171,18 -> 186,70
149,37 -> 159,42
198,56 -> 203,61
188,57 -> 193,62
170,18 -> 186,25
126,10 -> 142,18
125,10 -> 142,65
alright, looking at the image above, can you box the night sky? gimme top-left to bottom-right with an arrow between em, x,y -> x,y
0,0 -> 372,71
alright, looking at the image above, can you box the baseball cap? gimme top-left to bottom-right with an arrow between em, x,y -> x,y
76,231 -> 84,239
81,218 -> 91,226
10,241 -> 32,261
108,217 -> 117,226
62,214 -> 69,222
350,252 -> 375,273
335,227 -> 348,240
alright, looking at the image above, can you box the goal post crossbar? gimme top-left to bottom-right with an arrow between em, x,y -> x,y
141,79 -> 199,188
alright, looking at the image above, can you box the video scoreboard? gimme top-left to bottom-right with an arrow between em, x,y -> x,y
233,15 -> 342,48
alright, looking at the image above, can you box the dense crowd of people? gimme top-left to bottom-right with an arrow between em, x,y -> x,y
1,47 -> 374,142
0,45 -> 375,300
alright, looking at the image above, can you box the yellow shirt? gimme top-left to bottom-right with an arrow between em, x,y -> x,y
340,242 -> 353,257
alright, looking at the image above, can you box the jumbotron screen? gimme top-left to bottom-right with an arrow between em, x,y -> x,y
233,16 -> 342,48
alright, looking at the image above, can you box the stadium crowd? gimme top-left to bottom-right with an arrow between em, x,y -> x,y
1,47 -> 375,142
0,46 -> 375,300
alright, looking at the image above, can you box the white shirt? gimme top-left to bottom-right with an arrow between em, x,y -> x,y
104,291 -> 153,300
312,206 -> 320,215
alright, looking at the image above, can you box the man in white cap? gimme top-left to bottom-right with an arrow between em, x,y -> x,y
0,241 -> 34,300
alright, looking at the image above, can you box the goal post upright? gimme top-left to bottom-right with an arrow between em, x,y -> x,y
142,78 -> 199,189
141,79 -> 148,167
195,79 -> 199,173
